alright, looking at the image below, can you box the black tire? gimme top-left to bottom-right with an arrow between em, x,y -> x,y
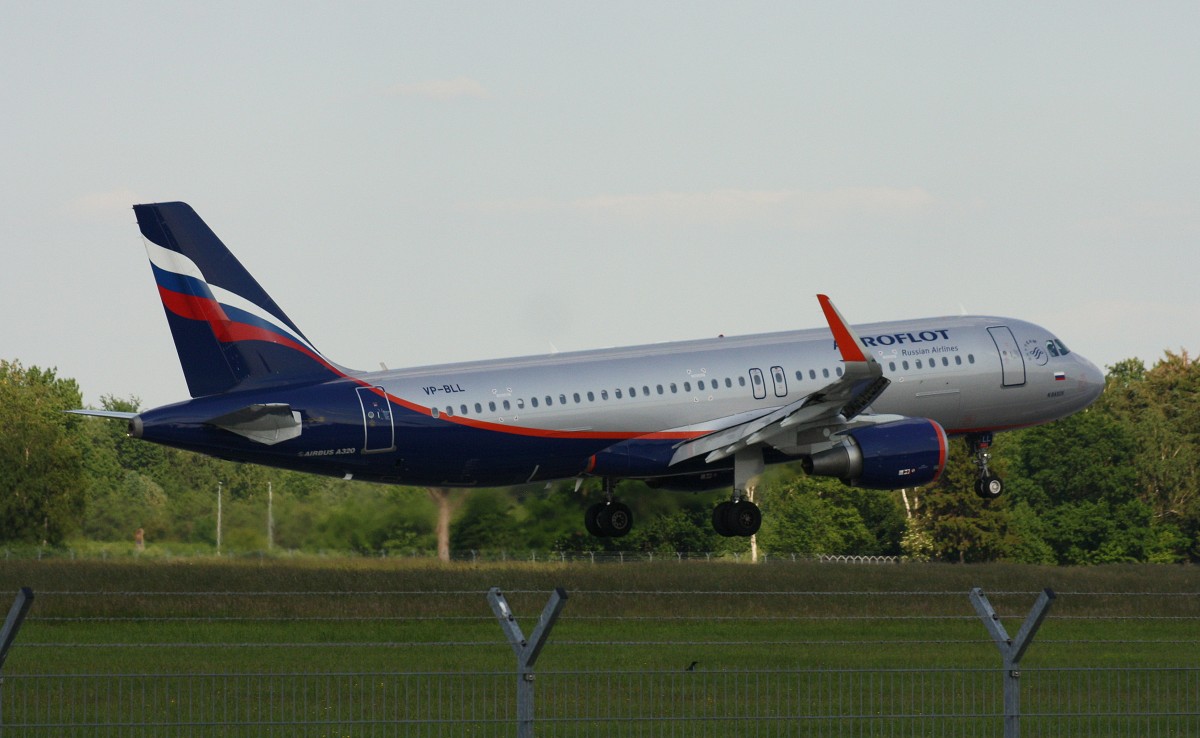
584,503 -> 606,537
597,502 -> 633,537
974,475 -> 1004,499
726,501 -> 762,537
712,501 -> 734,537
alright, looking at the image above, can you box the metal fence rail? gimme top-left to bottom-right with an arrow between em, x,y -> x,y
2,667 -> 1197,737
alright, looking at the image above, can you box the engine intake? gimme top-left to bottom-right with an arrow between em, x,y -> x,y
803,418 -> 947,489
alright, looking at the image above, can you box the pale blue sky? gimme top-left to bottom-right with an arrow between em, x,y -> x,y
2,2 -> 1196,408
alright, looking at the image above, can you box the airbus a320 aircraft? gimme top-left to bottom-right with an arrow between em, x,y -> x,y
74,202 -> 1105,538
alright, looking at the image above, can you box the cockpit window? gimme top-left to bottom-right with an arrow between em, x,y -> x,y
1046,340 -> 1061,358
1054,339 -> 1071,356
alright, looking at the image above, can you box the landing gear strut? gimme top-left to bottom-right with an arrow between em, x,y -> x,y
967,433 -> 1004,499
712,448 -> 763,537
584,477 -> 632,537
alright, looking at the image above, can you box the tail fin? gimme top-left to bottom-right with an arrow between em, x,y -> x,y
134,201 -> 345,397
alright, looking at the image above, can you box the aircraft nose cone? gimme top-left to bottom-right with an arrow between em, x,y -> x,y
1078,355 -> 1106,404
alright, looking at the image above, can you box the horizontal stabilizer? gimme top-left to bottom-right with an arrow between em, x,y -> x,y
66,409 -> 139,420
206,403 -> 302,445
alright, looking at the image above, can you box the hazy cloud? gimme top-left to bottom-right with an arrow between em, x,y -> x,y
474,187 -> 938,228
389,77 -> 490,100
66,189 -> 144,222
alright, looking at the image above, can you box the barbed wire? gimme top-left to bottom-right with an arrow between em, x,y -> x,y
33,589 -> 1199,596
19,638 -> 1200,648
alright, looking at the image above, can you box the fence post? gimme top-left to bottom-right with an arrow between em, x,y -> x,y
488,587 -> 569,738
970,587 -> 1055,738
0,587 -> 35,727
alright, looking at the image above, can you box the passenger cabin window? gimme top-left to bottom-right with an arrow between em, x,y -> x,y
628,387 -> 637,397
601,390 -> 609,400
725,378 -> 732,388
474,402 -> 483,413
587,391 -> 595,401
488,401 -> 496,412
656,384 -> 664,395
503,400 -> 511,410
460,404 -> 468,415
545,395 -> 553,406
573,393 -> 580,403
559,394 -> 567,405
642,385 -> 650,396
684,381 -> 692,392
615,389 -> 623,399
968,354 -> 976,364
809,369 -> 817,380
822,368 -> 830,378
835,367 -> 843,377
670,383 -> 678,393
738,377 -> 746,387
531,397 -> 539,408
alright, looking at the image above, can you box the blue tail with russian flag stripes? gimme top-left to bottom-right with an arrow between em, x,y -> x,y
135,202 -> 345,397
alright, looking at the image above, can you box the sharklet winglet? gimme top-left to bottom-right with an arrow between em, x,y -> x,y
817,294 -> 870,364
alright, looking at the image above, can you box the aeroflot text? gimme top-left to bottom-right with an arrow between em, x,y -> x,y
860,330 -> 951,347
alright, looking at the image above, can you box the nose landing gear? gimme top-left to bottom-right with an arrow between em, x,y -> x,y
967,433 -> 1004,499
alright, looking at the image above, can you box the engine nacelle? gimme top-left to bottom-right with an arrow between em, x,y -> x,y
803,418 -> 947,489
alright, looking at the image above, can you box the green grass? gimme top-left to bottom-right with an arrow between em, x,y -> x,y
1,558 -> 1195,674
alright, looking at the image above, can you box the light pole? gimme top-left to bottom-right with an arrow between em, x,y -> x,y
267,481 -> 274,551
216,481 -> 223,555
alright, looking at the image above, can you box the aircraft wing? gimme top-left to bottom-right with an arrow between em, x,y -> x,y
669,295 -> 892,465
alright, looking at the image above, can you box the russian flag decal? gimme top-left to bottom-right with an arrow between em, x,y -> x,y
1054,372 -> 1066,381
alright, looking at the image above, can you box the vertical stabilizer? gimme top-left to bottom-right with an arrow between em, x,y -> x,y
135,202 -> 344,397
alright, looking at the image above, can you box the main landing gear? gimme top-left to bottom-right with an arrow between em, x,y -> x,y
711,448 -> 763,537
584,478 -> 633,538
967,432 -> 1004,500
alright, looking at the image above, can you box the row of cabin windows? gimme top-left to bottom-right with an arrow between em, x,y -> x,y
887,353 -> 975,372
442,376 -> 750,417
438,354 -> 977,418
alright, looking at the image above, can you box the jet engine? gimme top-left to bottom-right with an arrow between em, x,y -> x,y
802,418 -> 947,489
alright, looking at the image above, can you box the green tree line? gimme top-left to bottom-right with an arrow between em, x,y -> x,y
1,354 -> 1197,562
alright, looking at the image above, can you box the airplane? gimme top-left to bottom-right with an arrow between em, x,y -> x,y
73,201 -> 1106,538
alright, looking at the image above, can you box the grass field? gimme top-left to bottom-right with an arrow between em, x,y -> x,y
1,558 -> 1196,675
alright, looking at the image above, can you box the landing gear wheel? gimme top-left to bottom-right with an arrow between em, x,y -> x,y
974,475 -> 1004,500
712,500 -> 761,537
712,501 -> 734,537
584,503 -> 605,537
966,433 -> 1005,500
725,501 -> 762,537
596,501 -> 633,537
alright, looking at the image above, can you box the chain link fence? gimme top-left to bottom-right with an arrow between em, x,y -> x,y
0,582 -> 1196,736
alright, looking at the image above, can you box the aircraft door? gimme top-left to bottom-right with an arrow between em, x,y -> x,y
987,326 -> 1026,387
749,368 -> 767,400
770,366 -> 788,397
356,386 -> 396,453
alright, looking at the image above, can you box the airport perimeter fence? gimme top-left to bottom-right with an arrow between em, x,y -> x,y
0,585 -> 1197,736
